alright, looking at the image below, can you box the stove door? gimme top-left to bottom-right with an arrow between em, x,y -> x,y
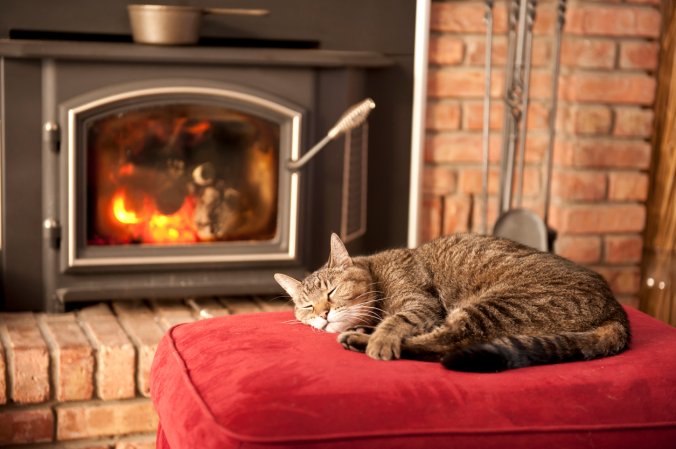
60,80 -> 302,270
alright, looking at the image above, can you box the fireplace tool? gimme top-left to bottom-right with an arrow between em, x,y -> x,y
287,98 -> 376,171
482,0 -> 567,251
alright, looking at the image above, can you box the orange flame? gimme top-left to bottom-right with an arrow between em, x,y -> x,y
110,189 -> 197,244
185,121 -> 211,136
112,192 -> 140,224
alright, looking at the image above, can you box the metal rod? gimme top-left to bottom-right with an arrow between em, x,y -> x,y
543,0 -> 567,226
514,0 -> 537,207
481,0 -> 495,234
287,98 -> 375,171
287,134 -> 332,171
497,0 -> 522,215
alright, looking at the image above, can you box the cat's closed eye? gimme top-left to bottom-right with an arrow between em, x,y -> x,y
299,304 -> 313,310
328,287 -> 338,298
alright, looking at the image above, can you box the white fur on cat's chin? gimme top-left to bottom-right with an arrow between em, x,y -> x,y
306,315 -> 352,333
308,316 -> 329,330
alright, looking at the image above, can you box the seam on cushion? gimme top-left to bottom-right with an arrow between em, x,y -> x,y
165,324 -> 231,433
162,324 -> 676,446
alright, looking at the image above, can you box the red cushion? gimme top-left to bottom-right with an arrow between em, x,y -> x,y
150,307 -> 676,449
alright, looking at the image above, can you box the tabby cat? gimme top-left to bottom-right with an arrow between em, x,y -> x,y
274,233 -> 630,372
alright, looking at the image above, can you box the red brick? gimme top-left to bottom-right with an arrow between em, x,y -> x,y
186,298 -> 232,318
38,313 -> 94,401
56,399 -> 158,440
423,166 -> 457,195
605,235 -> 644,263
458,166 -> 540,198
555,138 -> 651,169
619,41 -> 659,70
614,107 -> 654,137
552,171 -> 607,201
550,204 -> 646,234
0,340 -> 6,404
420,195 -> 443,242
78,303 -> 116,319
426,133 -> 484,163
465,37 -> 551,67
608,171 -> 649,201
527,70 -> 554,100
573,106 -> 612,135
443,194 -> 472,234
116,438 -> 157,449
471,196 -> 500,233
561,38 -> 616,69
428,35 -> 464,65
149,300 -> 195,331
566,5 -> 661,38
463,101 -> 549,131
559,73 -> 656,104
458,167 -> 499,196
428,68 -> 504,98
115,305 -> 165,397
0,408 -> 54,444
220,297 -> 264,314
0,315 -> 50,403
426,101 -> 461,131
253,297 -> 295,313
78,314 -> 136,401
593,266 -> 642,295
555,236 -> 602,264
431,2 -> 491,33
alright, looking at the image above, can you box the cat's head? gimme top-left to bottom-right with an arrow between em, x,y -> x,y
274,233 -> 378,333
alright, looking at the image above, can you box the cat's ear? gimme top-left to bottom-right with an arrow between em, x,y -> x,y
328,233 -> 353,268
274,273 -> 302,300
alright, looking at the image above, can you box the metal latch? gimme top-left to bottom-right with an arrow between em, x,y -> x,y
43,218 -> 61,249
43,121 -> 60,153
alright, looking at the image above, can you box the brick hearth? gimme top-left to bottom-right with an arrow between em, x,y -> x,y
0,298 -> 292,447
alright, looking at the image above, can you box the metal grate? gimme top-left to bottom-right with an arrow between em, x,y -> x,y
340,123 -> 368,243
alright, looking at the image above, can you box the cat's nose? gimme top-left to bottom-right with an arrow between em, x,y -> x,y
319,310 -> 329,319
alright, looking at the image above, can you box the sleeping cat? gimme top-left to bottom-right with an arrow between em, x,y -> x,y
274,233 -> 630,372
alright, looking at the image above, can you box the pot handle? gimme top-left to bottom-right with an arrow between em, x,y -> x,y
203,7 -> 270,16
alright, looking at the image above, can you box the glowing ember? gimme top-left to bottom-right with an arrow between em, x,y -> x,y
110,189 -> 197,244
144,198 -> 197,244
112,192 -> 140,224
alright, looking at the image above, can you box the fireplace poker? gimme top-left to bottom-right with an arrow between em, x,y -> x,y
480,0 -> 494,234
287,98 -> 376,171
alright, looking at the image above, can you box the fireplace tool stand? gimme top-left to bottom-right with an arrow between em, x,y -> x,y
481,0 -> 567,251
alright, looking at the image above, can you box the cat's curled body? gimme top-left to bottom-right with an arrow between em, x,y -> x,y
274,233 -> 630,372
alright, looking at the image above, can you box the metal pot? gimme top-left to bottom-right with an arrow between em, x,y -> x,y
127,4 -> 269,45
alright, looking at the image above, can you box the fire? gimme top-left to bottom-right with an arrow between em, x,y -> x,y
110,189 -> 197,244
112,192 -> 141,224
185,121 -> 211,135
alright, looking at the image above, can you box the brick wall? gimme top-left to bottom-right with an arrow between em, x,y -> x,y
424,0 -> 661,306
0,298 -> 291,447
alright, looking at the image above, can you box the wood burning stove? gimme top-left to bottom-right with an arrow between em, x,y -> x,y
0,0 -> 429,312
64,80 -> 300,267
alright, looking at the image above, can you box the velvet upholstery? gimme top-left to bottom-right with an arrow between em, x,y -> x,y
150,307 -> 676,449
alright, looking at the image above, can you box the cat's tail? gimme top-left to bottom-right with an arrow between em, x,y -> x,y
441,320 -> 630,373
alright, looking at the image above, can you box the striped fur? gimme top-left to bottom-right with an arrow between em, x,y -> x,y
275,233 -> 630,372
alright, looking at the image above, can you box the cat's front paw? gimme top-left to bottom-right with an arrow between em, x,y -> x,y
338,331 -> 370,353
366,333 -> 402,361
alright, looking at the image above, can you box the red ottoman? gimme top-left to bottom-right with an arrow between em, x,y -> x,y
150,307 -> 676,449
